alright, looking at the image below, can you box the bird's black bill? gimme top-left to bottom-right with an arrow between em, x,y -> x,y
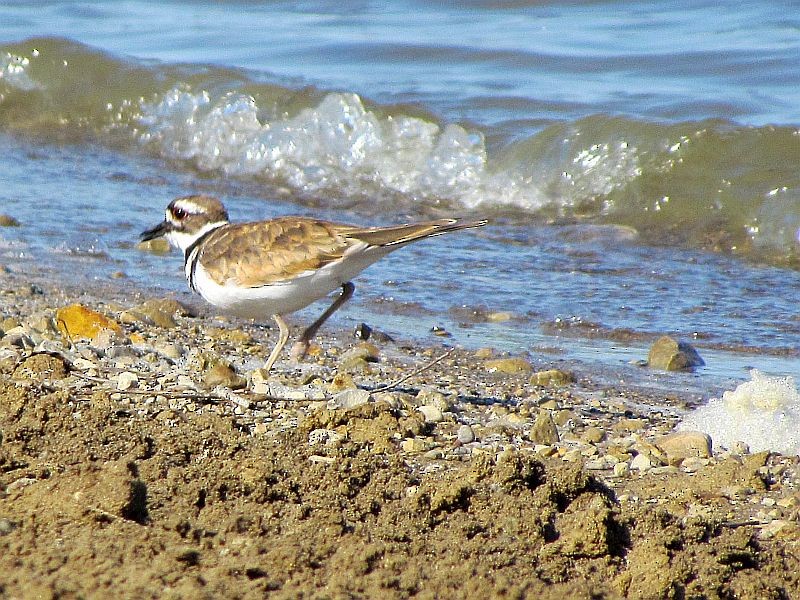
140,221 -> 170,241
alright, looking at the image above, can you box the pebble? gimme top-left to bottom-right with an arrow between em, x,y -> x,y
308,428 -> 345,448
401,438 -> 428,453
137,238 -> 170,254
116,372 -> 139,391
613,462 -> 631,477
486,311 -> 512,323
56,304 -> 122,341
647,335 -> 705,371
528,410 -> 559,445
417,405 -> 444,424
327,372 -> 357,393
328,389 -> 372,410
656,430 -> 713,465
581,426 -> 606,444
121,298 -> 188,329
530,369 -> 574,386
203,362 -> 246,390
630,453 -> 654,472
485,357 -> 533,374
154,343 -> 185,360
0,518 -> 16,536
457,424 -> 476,444
0,214 -> 20,227
415,388 -> 452,412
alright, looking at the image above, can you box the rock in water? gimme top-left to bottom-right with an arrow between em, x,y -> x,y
647,336 -> 704,371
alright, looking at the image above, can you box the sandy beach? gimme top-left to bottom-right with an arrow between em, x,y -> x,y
0,271 -> 797,600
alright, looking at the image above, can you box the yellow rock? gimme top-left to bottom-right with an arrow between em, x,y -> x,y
56,304 -> 122,340
137,238 -> 170,254
474,347 -> 494,359
485,357 -> 533,374
487,311 -> 512,323
530,369 -> 575,387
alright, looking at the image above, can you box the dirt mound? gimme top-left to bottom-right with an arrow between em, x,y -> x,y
0,373 -> 797,598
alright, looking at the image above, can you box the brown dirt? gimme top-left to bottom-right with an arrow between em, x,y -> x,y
1,356 -> 799,600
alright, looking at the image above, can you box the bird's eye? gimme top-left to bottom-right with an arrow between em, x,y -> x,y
172,207 -> 187,220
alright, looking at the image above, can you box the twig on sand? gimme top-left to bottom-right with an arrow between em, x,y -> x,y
371,347 -> 456,393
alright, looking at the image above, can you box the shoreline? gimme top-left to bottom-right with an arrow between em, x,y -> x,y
1,274 -> 799,597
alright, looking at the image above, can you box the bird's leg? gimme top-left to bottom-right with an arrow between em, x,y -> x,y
264,314 -> 290,372
290,282 -> 355,360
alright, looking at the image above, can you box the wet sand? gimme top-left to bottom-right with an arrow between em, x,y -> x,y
0,274 -> 798,599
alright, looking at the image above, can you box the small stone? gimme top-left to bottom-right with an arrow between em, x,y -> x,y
116,371 -> 139,391
92,327 -> 127,350
528,410 -> 559,445
474,347 -> 494,359
0,518 -> 16,536
133,298 -> 192,329
353,322 -> 372,340
485,357 -> 533,374
337,344 -> 378,374
530,369 -> 574,386
535,445 -> 557,458
203,362 -> 246,390
137,238 -> 170,254
722,485 -> 752,500
486,311 -> 512,323
732,441 -> 750,455
0,317 -> 21,334
401,438 -> 427,453
758,520 -> 799,540
0,214 -> 20,227
457,425 -> 476,444
656,430 -> 713,465
630,453 -> 654,472
430,325 -> 451,337
417,405 -> 444,424
329,388 -> 371,410
613,462 -> 631,477
327,372 -> 357,393
581,426 -> 606,444
415,389 -> 453,412
56,304 -> 122,340
647,336 -> 705,371
154,343 -> 185,360
613,418 -> 646,433
308,428 -> 345,448
12,353 -> 68,380
681,457 -> 707,473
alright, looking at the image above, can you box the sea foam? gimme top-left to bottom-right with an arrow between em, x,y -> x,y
679,370 -> 800,456
135,87 -> 641,212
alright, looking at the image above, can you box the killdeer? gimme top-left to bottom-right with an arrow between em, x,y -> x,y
142,195 -> 487,372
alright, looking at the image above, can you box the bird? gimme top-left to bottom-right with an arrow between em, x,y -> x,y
141,195 -> 487,372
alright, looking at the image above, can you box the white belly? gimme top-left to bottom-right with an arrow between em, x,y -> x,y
190,244 -> 392,319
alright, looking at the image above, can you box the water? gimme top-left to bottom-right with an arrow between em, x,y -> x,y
1,1 -> 799,398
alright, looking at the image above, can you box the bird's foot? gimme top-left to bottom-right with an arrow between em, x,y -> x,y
289,340 -> 310,361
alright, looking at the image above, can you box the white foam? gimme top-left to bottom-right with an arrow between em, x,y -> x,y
0,52 -> 42,92
134,88 -> 641,212
679,370 -> 800,456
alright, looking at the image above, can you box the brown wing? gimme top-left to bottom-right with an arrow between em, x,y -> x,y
345,218 -> 487,248
199,218 -> 358,287
199,216 -> 487,288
